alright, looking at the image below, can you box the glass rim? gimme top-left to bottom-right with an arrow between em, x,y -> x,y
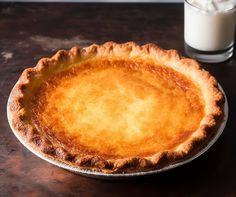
185,0 -> 236,13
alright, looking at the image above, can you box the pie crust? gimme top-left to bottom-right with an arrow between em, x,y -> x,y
8,42 -> 224,173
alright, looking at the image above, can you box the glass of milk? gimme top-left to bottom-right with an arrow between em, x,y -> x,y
184,0 -> 236,63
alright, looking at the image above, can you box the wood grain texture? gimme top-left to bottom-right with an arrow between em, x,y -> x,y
0,3 -> 235,197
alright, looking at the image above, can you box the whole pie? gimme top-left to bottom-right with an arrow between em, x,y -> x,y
8,42 -> 224,173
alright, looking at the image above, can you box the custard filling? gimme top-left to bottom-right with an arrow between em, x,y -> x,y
30,59 -> 204,158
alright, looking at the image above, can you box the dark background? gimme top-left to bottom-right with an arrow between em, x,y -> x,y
0,3 -> 236,196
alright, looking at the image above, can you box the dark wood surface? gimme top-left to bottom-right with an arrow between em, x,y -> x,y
0,3 -> 236,197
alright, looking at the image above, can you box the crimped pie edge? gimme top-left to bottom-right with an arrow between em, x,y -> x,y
8,42 -> 224,173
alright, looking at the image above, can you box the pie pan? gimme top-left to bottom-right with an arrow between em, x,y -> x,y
7,83 -> 228,180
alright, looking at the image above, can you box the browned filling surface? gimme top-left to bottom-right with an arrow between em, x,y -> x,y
29,59 -> 205,159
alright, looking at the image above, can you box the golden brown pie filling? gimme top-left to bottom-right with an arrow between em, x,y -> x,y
30,59 -> 205,159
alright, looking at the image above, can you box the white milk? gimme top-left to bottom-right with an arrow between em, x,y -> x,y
185,0 -> 236,51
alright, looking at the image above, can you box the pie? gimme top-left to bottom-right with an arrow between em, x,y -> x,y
8,42 -> 224,173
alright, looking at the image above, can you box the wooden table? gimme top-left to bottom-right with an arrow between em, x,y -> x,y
0,3 -> 235,196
